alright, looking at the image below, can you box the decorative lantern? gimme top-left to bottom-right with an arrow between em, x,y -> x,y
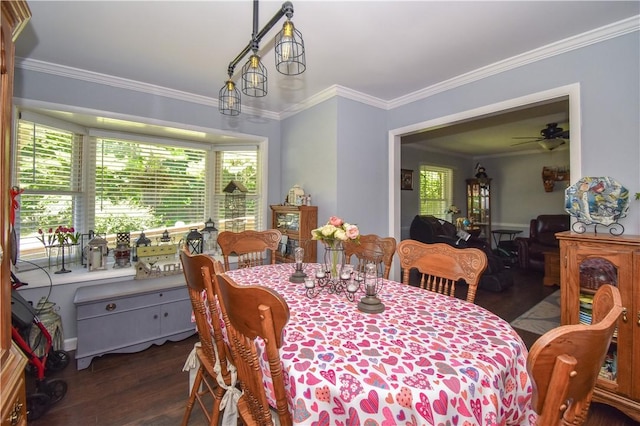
87,234 -> 109,272
132,231 -> 151,262
201,218 -> 218,254
185,228 -> 204,255
157,229 -> 173,245
357,255 -> 385,314
113,232 -> 131,268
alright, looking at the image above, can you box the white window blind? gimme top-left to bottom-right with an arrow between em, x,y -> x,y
212,149 -> 260,231
419,165 -> 453,219
94,137 -> 207,237
15,119 -> 83,256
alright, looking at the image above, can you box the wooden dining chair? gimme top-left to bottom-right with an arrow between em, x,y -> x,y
214,273 -> 293,426
217,229 -> 282,270
179,249 -> 234,426
527,284 -> 623,426
344,234 -> 396,279
396,240 -> 488,303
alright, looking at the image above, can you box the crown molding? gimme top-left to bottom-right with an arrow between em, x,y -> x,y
278,84 -> 387,120
15,15 -> 638,120
15,58 -> 281,121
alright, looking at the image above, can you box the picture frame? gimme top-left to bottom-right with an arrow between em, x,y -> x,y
401,169 -> 413,190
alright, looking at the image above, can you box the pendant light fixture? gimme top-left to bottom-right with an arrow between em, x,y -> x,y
219,78 -> 241,116
242,52 -> 267,97
275,19 -> 306,75
218,1 -> 305,116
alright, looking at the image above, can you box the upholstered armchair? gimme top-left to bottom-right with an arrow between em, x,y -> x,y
515,214 -> 570,271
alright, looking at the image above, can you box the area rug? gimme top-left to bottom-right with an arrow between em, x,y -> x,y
510,290 -> 560,335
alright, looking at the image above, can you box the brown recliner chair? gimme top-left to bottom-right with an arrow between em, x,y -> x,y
515,214 -> 570,271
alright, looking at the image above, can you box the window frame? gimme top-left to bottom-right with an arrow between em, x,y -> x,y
12,109 -> 267,267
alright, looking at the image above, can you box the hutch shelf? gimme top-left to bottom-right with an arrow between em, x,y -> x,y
270,205 -> 317,264
557,231 -> 640,421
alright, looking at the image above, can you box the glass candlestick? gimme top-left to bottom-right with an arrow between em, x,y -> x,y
289,247 -> 307,283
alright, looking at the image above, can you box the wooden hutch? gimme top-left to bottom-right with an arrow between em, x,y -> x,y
1,2 -> 31,426
270,205 -> 317,263
557,231 -> 640,421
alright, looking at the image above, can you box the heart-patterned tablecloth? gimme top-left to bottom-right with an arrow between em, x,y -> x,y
226,263 -> 536,426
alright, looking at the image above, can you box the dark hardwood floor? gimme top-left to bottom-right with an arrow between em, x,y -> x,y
30,267 -> 637,425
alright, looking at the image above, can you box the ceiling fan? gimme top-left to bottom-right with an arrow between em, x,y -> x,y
511,123 -> 569,151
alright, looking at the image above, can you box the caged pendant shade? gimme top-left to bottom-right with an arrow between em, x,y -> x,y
241,54 -> 267,97
219,79 -> 241,116
275,20 -> 306,75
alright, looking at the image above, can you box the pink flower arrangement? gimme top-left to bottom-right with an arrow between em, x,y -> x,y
311,216 -> 360,247
37,226 -> 80,246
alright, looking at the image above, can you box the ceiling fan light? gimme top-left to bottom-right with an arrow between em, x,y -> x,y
219,80 -> 241,116
275,20 -> 306,75
538,139 -> 565,151
241,54 -> 267,97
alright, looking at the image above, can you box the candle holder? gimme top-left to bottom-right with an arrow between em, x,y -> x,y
289,247 -> 307,283
305,263 -> 360,302
357,257 -> 385,314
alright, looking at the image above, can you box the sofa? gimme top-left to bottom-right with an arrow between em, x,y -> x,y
515,214 -> 570,271
408,215 -> 513,292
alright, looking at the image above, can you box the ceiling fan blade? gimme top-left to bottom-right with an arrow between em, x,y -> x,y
511,138 -> 542,146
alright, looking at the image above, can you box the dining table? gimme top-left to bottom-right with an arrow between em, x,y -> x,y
225,263 -> 537,425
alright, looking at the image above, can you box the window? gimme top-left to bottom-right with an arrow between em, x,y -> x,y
15,117 -> 83,259
93,137 -> 207,235
212,149 -> 260,231
419,165 -> 453,219
14,112 -> 262,263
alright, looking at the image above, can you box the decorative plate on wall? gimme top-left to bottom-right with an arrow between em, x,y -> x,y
564,176 -> 629,226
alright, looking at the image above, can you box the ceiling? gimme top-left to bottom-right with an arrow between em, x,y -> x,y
14,1 -> 639,155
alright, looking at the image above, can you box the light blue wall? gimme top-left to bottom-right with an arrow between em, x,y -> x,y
390,32 -> 639,235
281,98 -> 338,221
280,97 -> 388,236
480,150 -> 570,228
336,98 -> 388,237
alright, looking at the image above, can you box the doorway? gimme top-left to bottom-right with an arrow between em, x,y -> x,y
387,83 -> 581,281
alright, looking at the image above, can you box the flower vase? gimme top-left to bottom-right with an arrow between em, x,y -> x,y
323,241 -> 345,278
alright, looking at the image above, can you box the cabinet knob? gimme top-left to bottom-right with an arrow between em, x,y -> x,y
105,303 -> 116,311
636,310 -> 640,326
621,308 -> 627,322
164,312 -> 169,318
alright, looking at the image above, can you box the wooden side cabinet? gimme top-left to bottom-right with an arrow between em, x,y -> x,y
270,205 -> 317,263
1,2 -> 30,425
557,231 -> 640,421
